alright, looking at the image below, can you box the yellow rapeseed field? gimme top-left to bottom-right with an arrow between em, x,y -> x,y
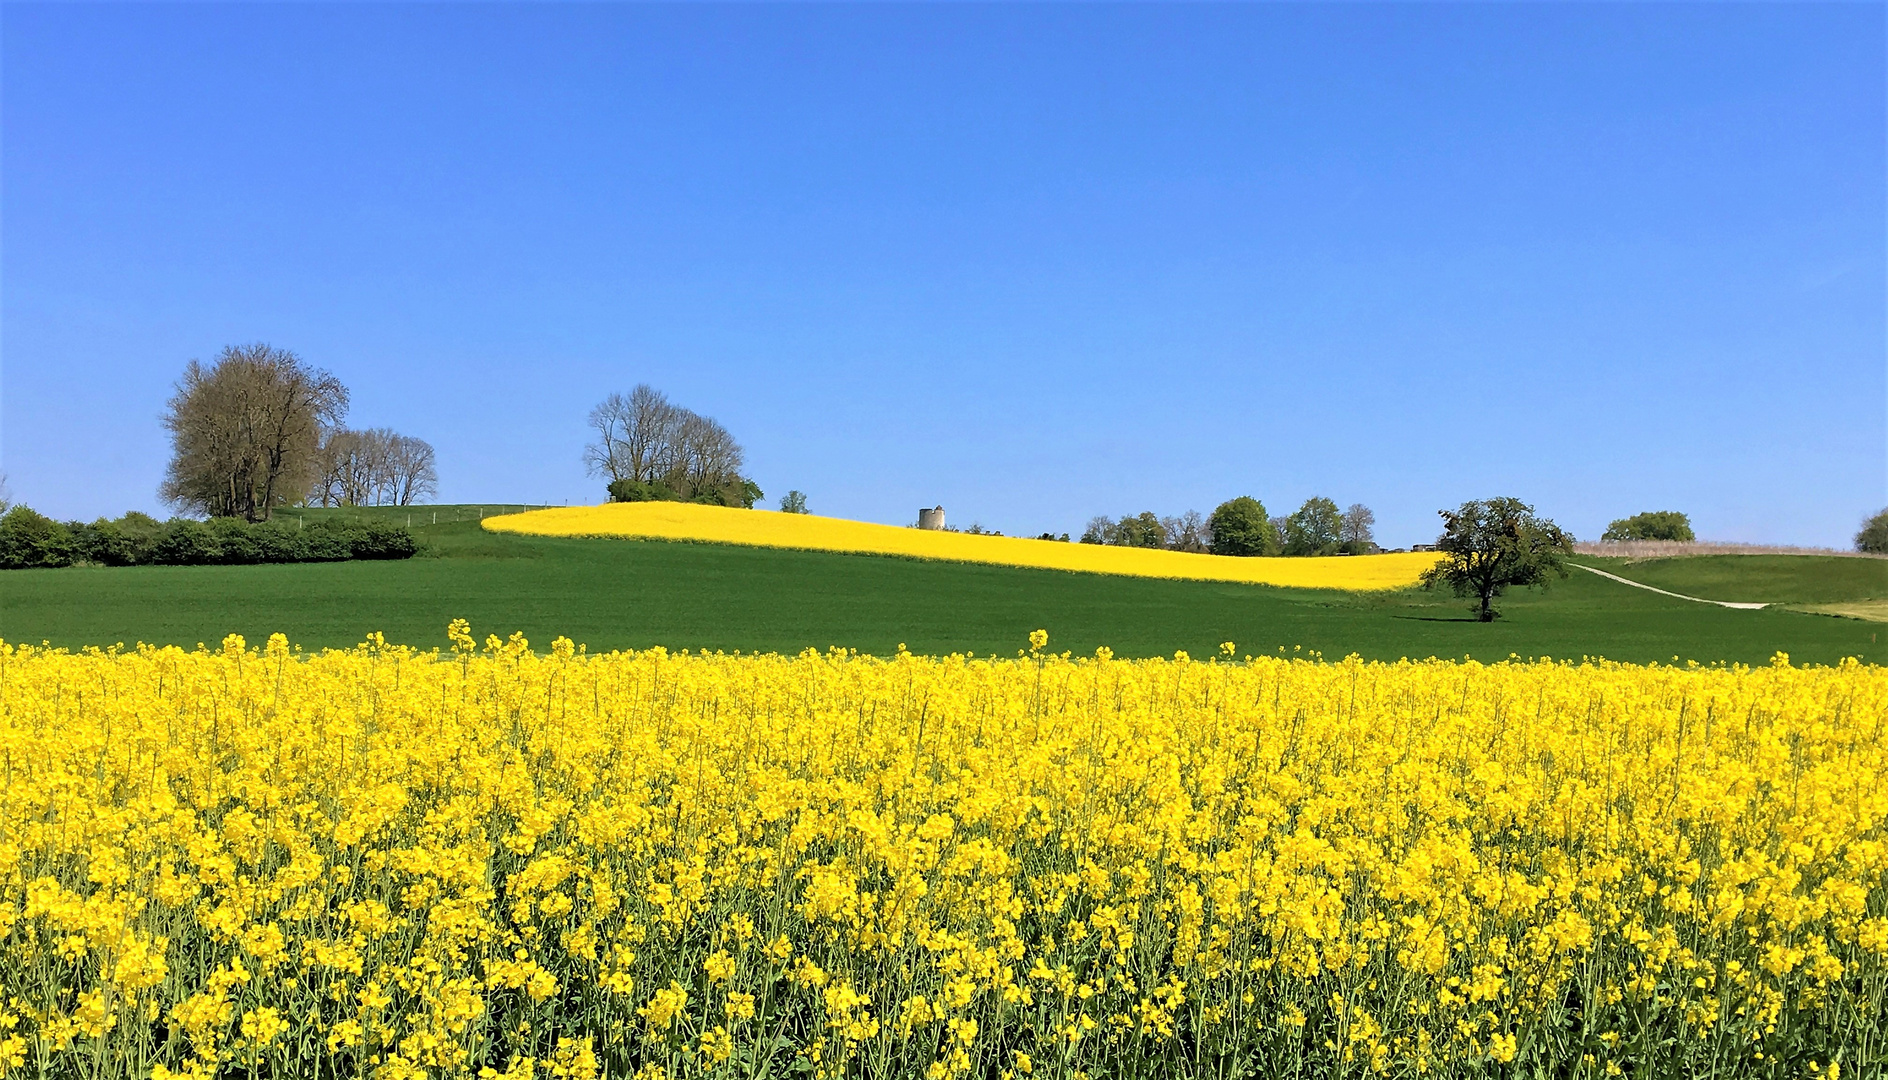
2,630 -> 1883,1079
482,503 -> 1440,590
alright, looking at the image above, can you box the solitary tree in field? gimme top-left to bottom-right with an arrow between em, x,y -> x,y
1602,510 -> 1694,542
1208,497 -> 1277,557
161,344 -> 348,521
780,490 -> 809,514
1858,508 -> 1888,554
1420,497 -> 1573,622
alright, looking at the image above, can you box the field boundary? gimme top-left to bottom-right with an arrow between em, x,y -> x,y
1571,562 -> 1768,609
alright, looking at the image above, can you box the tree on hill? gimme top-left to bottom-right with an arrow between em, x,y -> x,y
310,429 -> 438,507
1208,497 -> 1278,557
780,490 -> 809,514
1858,508 -> 1888,554
1284,496 -> 1343,556
586,385 -> 760,508
161,343 -> 348,521
1420,497 -> 1573,622
1602,510 -> 1695,542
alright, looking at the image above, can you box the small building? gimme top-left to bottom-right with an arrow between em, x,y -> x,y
1410,543 -> 1439,553
918,506 -> 946,530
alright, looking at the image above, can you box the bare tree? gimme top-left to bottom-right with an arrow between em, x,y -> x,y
1340,503 -> 1376,551
585,386 -> 752,503
386,435 -> 438,505
585,385 -> 678,485
1161,510 -> 1210,553
161,344 -> 348,521
311,428 -> 436,506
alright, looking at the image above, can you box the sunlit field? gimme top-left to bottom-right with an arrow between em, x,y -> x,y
481,503 -> 1442,590
3,628 -> 1882,1078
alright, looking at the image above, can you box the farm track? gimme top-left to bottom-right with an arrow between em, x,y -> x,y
1571,562 -> 1768,609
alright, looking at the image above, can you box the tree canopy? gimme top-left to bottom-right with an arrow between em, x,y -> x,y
1602,511 -> 1695,543
161,344 -> 347,521
1283,497 -> 1343,556
1858,508 -> 1888,554
1419,497 -> 1573,622
1208,497 -> 1277,557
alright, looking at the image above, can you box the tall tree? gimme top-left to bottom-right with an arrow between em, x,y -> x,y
1208,497 -> 1278,557
161,344 -> 348,521
1419,497 -> 1573,622
1284,496 -> 1343,555
385,435 -> 438,506
1340,503 -> 1376,553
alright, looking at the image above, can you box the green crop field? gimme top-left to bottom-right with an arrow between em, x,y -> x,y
1,506 -> 1880,664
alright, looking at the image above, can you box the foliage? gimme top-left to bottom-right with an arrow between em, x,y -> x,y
0,506 -> 74,569
487,504 -> 1434,590
1283,497 -> 1343,556
780,491 -> 810,515
1420,497 -> 1574,621
1603,511 -> 1696,543
1206,497 -> 1277,557
606,477 -> 762,510
1858,508 -> 1888,554
1,634 -> 1882,1080
1,508 -> 418,569
1081,511 -> 1166,548
160,343 -> 348,522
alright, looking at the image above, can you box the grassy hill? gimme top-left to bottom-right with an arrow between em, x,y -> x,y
0,507 -> 1878,664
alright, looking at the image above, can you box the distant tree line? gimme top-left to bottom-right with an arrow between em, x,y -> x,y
1081,496 -> 1377,557
0,507 -> 416,570
161,343 -> 437,519
585,385 -> 762,508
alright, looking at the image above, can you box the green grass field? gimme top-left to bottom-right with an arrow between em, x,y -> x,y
2,506 -> 1879,664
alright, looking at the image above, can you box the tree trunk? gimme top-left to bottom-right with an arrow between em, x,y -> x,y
1478,588 -> 1496,622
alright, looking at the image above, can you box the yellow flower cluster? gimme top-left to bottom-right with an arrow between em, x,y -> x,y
1,629 -> 1883,1079
482,503 -> 1440,590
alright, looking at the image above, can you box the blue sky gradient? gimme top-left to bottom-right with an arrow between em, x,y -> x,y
3,3 -> 1883,547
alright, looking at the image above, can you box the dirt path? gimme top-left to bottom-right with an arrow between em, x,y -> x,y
1571,563 -> 1769,609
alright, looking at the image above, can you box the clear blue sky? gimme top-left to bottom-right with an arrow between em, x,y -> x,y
3,3 -> 1883,548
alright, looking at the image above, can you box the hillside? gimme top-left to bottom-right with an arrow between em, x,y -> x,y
1,506 -> 1877,664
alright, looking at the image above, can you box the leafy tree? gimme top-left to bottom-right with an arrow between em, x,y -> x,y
780,490 -> 809,514
1602,511 -> 1695,542
1420,497 -> 1573,622
0,506 -> 74,569
1858,508 -> 1888,554
1284,497 -> 1343,556
1208,497 -> 1278,557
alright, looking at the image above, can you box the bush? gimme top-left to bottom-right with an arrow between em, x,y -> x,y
0,506 -> 75,569
1858,508 -> 1888,554
1208,497 -> 1278,557
152,519 -> 217,566
351,519 -> 418,560
1602,511 -> 1695,542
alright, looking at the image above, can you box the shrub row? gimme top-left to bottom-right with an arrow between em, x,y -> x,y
0,506 -> 417,570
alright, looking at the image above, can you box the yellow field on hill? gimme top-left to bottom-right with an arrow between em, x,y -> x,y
484,502 -> 1441,590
